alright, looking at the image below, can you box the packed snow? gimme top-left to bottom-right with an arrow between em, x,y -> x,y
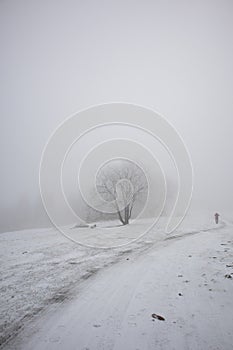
0,216 -> 233,349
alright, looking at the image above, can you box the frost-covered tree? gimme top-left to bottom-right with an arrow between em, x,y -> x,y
96,161 -> 147,225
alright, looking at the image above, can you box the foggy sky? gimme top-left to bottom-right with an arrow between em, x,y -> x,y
1,0 -> 233,232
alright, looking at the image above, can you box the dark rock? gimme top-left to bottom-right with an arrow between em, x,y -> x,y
152,313 -> 165,321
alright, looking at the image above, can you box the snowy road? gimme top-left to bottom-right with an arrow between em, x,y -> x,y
9,225 -> 233,350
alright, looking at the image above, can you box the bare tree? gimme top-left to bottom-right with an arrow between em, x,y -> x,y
96,161 -> 147,225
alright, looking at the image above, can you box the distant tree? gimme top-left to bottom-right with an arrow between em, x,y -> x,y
96,161 -> 147,225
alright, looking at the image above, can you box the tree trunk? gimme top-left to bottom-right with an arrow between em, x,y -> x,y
123,204 -> 130,225
116,203 -> 132,225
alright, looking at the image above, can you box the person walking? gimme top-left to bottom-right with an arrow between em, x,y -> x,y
214,212 -> 220,224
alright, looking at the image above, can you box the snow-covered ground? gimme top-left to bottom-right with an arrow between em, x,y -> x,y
0,217 -> 233,349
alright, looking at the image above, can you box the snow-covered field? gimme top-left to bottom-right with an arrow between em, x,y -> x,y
0,217 -> 233,349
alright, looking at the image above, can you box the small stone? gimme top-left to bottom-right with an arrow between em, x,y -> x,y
152,313 -> 165,321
